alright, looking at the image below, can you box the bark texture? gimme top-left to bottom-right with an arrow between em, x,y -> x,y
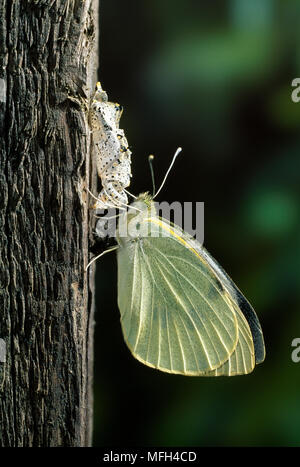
0,0 -> 98,446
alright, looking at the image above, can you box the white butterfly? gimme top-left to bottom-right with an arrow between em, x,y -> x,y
88,147 -> 265,376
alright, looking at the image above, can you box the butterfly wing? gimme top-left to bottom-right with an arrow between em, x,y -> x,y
203,305 -> 255,376
200,246 -> 265,365
117,215 -> 263,375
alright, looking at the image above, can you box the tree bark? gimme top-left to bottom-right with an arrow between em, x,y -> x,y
0,0 -> 99,446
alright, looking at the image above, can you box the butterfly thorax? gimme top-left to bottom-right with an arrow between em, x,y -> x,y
116,193 -> 157,246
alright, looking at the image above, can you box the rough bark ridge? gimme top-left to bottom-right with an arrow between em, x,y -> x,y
0,0 -> 98,446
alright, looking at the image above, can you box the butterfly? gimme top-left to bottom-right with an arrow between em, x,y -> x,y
89,82 -> 132,209
89,148 -> 265,376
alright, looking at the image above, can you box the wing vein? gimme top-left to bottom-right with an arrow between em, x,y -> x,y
153,246 -> 237,345
154,260 -> 214,370
134,248 -> 144,352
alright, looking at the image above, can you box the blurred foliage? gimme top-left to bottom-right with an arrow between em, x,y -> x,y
92,0 -> 300,446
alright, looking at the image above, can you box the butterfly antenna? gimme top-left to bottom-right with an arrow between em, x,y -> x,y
153,147 -> 182,200
148,154 -> 156,197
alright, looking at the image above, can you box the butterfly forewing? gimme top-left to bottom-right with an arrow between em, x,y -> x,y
118,233 -> 242,375
198,244 -> 265,365
152,215 -> 265,366
116,196 -> 265,376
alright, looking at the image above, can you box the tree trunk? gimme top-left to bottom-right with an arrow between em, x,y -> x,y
0,0 -> 99,446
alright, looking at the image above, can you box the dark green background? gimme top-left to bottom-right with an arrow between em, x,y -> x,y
93,0 -> 300,446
